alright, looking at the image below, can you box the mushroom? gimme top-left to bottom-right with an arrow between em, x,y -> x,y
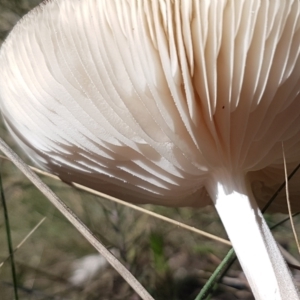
0,0 -> 300,299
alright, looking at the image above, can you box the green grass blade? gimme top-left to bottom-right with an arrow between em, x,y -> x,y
0,166 -> 19,300
195,248 -> 236,300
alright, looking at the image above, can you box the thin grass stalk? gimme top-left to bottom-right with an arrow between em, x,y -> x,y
271,212 -> 300,230
282,144 -> 300,253
0,165 -> 19,300
0,217 -> 46,268
262,162 -> 300,213
195,248 -> 236,300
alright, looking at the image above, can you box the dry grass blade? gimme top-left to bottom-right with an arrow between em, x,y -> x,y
282,143 -> 300,254
0,138 -> 154,300
0,217 -> 46,268
0,154 -> 231,246
70,182 -> 231,246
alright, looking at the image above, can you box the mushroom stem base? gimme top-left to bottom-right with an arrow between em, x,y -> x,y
206,171 -> 299,300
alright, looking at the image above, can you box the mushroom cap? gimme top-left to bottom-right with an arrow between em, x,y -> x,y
1,0 -> 300,211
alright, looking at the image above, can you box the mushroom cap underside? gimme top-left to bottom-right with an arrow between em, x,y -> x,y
1,0 -> 300,212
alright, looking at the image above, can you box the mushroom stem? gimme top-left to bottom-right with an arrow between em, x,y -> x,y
206,170 -> 299,300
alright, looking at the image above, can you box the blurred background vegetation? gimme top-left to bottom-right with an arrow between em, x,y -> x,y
0,1 -> 300,299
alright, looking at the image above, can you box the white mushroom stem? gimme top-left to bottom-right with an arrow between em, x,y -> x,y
206,170 -> 299,300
